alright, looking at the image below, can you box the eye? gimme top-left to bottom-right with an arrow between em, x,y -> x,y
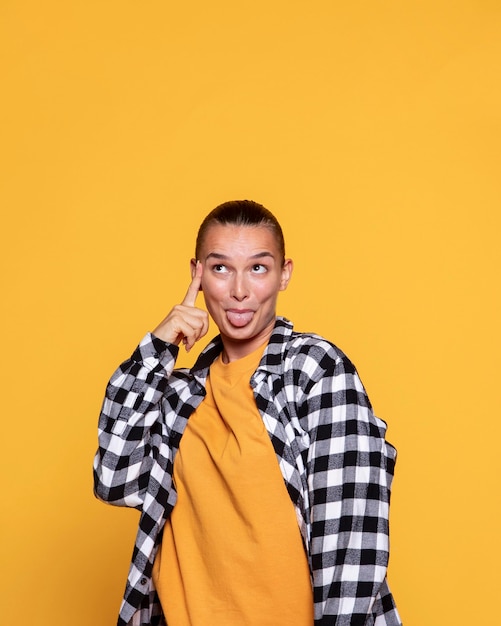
212,264 -> 228,273
251,264 -> 267,274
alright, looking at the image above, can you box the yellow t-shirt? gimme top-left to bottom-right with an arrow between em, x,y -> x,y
152,342 -> 313,625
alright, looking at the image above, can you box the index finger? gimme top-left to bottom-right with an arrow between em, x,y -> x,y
181,260 -> 203,307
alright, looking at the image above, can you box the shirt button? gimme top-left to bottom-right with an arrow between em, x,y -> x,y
140,577 -> 147,586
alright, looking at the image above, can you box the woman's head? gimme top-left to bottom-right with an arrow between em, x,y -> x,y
192,200 -> 292,361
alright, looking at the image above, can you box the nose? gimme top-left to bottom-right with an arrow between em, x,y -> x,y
230,273 -> 249,301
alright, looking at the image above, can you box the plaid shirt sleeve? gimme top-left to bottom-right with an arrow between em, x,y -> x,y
93,333 -> 179,509
299,341 -> 398,625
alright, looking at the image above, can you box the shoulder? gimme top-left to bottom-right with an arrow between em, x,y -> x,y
279,330 -> 360,401
263,318 -> 359,386
282,329 -> 375,417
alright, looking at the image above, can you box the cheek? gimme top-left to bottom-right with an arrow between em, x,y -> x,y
201,278 -> 223,301
256,282 -> 281,302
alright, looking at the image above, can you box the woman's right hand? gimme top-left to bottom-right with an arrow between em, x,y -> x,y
152,261 -> 209,351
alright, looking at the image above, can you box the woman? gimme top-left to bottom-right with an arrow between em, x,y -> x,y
94,200 -> 402,626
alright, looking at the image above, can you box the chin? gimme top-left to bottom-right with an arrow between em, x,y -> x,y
222,325 -> 255,339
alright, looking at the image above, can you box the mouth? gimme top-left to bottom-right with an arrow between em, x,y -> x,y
225,309 -> 255,328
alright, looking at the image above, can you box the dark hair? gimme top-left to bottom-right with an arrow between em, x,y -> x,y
195,200 -> 286,262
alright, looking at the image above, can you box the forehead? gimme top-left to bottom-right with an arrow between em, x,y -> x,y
198,224 -> 281,258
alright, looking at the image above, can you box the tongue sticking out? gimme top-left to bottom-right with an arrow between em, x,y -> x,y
226,310 -> 254,327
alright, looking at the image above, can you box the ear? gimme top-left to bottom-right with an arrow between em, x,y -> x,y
190,258 -> 197,278
190,258 -> 203,290
279,259 -> 293,291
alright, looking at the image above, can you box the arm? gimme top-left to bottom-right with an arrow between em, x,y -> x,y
93,333 -> 180,509
305,351 -> 397,625
93,263 -> 209,509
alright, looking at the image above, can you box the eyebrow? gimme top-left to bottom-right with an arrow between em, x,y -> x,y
205,251 -> 275,261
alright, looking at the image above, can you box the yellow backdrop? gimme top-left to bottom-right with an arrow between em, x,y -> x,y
1,2 -> 499,625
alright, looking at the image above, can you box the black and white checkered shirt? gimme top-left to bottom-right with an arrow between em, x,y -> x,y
94,317 -> 402,626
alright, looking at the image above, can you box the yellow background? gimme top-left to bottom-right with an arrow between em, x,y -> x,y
1,2 -> 499,624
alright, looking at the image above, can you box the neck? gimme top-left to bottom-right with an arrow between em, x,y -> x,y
220,327 -> 274,363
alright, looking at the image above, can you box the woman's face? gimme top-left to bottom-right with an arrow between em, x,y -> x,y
192,223 -> 293,361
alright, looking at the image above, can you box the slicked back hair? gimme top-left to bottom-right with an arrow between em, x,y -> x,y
195,200 -> 285,263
